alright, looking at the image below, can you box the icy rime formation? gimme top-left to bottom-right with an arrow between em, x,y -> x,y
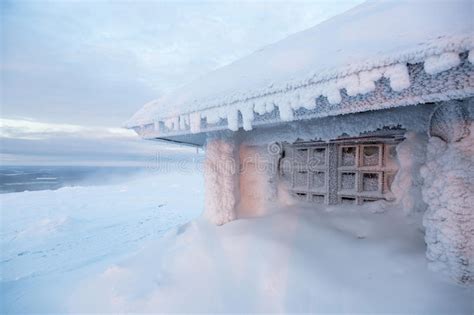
421,102 -> 473,285
133,53 -> 474,140
203,135 -> 239,225
391,132 -> 428,216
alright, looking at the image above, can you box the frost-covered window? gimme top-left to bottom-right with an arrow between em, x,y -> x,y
312,172 -> 325,188
341,172 -> 356,190
341,146 -> 357,166
311,148 -> 326,166
284,142 -> 329,204
294,171 -> 308,189
362,146 -> 380,166
337,142 -> 393,203
311,194 -> 325,204
362,173 -> 380,192
282,135 -> 401,205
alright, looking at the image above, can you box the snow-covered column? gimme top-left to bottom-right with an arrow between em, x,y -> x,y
203,134 -> 240,225
421,101 -> 473,285
237,143 -> 279,217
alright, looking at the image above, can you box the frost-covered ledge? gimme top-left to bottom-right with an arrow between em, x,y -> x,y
132,50 -> 474,140
421,100 -> 473,285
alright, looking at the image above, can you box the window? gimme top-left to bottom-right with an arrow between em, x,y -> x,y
341,146 -> 357,167
294,171 -> 308,189
281,136 -> 401,205
362,146 -> 380,166
311,172 -> 325,188
340,172 -> 356,190
362,173 -> 379,192
311,194 -> 325,204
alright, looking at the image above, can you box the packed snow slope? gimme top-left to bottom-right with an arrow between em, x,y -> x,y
0,169 -> 203,314
70,203 -> 471,313
128,0 -> 473,126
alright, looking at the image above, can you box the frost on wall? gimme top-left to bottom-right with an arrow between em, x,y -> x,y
421,102 -> 473,285
203,135 -> 240,225
391,132 -> 428,216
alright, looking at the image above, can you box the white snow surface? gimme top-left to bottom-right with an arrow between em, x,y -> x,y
127,0 -> 474,128
0,170 -> 203,313
70,204 -> 472,313
1,168 -> 472,313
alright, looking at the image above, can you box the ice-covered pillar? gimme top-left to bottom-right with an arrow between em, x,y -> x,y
203,134 -> 240,225
421,100 -> 473,285
237,143 -> 279,217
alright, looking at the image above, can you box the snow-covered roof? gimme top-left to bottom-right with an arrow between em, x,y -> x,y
127,0 -> 474,137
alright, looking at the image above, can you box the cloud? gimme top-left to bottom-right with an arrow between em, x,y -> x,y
0,118 -> 135,140
1,0 -> 364,127
0,0 -> 364,165
0,119 -> 198,166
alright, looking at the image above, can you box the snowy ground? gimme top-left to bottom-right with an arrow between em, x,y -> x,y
1,169 -> 472,313
0,169 -> 203,313
69,204 -> 472,314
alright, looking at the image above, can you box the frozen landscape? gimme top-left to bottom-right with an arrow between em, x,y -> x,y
1,0 -> 473,313
0,167 -> 204,313
0,164 -> 471,313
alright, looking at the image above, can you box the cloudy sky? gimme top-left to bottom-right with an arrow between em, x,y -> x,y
1,0 -> 363,165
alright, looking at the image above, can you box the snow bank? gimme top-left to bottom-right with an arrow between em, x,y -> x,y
70,205 -> 472,313
421,120 -> 473,285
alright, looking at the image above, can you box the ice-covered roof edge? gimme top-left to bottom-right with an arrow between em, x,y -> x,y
127,45 -> 474,137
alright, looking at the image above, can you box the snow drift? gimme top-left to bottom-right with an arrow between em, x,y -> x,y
70,204 -> 472,313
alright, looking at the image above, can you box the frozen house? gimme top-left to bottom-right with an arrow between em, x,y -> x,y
126,0 -> 473,284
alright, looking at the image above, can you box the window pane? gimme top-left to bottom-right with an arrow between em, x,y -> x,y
312,172 -> 325,188
311,194 -> 325,204
311,148 -> 326,166
362,173 -> 379,191
294,171 -> 308,188
341,147 -> 356,166
362,146 -> 380,166
341,172 -> 356,190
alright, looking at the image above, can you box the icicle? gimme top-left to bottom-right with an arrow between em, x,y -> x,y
240,103 -> 254,131
254,99 -> 266,115
153,120 -> 159,131
299,88 -> 316,110
278,102 -> 294,121
190,112 -> 201,134
265,101 -> 275,113
173,117 -> 179,130
424,52 -> 461,75
384,63 -> 410,92
322,83 -> 342,104
204,109 -> 220,124
336,74 -> 360,97
289,93 -> 301,110
179,115 -> 187,130
227,107 -> 239,131
359,68 -> 383,94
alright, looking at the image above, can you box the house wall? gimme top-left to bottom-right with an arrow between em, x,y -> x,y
203,98 -> 473,284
